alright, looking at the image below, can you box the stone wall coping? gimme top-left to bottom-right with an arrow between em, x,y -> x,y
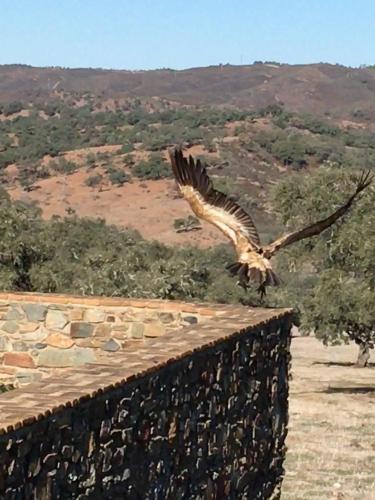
0,292 -> 229,315
0,297 -> 293,435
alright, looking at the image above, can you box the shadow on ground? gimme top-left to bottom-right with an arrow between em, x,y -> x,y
323,386 -> 375,394
312,360 -> 375,368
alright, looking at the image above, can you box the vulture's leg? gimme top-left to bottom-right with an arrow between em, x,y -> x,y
257,284 -> 267,302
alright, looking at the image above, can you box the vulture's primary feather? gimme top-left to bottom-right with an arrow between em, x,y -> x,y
169,148 -> 372,296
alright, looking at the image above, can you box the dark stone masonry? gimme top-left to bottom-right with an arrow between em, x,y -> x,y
0,294 -> 293,499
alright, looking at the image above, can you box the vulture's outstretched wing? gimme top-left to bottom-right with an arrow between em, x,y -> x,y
264,170 -> 373,258
169,148 -> 261,252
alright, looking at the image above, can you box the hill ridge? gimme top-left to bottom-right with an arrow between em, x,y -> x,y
1,63 -> 375,119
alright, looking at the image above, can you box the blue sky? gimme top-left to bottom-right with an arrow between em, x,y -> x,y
2,0 -> 374,69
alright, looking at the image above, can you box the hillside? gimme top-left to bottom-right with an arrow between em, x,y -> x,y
0,64 -> 375,247
1,63 -> 375,121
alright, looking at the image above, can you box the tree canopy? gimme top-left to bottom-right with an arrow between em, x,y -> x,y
271,166 -> 375,365
0,194 -> 262,306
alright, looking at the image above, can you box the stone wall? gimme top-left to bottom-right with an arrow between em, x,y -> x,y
0,296 -> 293,499
0,293 -> 208,386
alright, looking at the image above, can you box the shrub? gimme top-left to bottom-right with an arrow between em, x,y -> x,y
173,216 -> 201,233
121,143 -> 133,153
271,138 -> 307,168
123,154 -> 134,166
213,177 -> 237,196
133,154 -> 171,180
86,153 -> 96,167
35,164 -> 51,179
50,158 -> 78,175
108,168 -> 130,186
2,101 -> 24,116
85,174 -> 103,187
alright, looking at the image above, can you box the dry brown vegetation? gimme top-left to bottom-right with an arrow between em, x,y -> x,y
1,63 -> 375,121
283,333 -> 375,499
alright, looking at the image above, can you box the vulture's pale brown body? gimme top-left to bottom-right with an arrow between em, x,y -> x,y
169,148 -> 372,296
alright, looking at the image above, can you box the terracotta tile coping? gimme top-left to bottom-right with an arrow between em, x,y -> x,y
0,299 -> 293,435
0,292 -> 227,315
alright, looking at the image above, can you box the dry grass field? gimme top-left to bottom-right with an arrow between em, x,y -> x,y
282,333 -> 375,499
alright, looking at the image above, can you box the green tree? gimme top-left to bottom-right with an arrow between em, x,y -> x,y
0,195 -> 266,306
272,167 -> 375,366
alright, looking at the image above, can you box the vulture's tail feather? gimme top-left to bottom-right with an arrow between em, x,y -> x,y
226,262 -> 242,276
226,262 -> 280,293
265,268 -> 281,287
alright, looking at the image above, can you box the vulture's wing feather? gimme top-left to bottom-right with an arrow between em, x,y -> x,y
169,148 -> 261,250
264,170 -> 373,257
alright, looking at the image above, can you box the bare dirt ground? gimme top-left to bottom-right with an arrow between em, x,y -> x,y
283,333 -> 375,499
9,172 -> 226,247
7,143 -> 228,248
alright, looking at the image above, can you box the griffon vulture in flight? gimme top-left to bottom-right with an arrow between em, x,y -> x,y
169,148 -> 372,297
